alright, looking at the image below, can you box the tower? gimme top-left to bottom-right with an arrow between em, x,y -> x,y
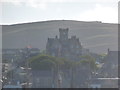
59,28 -> 69,41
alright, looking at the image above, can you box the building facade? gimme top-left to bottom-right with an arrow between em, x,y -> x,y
102,49 -> 118,78
46,28 -> 83,60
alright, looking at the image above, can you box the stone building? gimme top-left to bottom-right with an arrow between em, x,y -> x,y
46,28 -> 83,61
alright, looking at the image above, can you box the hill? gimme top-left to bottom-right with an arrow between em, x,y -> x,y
2,20 -> 118,54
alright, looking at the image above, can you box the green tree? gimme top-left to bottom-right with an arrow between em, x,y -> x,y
29,54 -> 68,70
29,54 -> 56,70
99,53 -> 107,63
78,55 -> 97,71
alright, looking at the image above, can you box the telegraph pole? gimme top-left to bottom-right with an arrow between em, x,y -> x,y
57,45 -> 62,88
70,65 -> 74,88
26,56 -> 29,88
25,47 -> 31,88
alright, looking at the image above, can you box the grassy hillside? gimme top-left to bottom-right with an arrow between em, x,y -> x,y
2,20 -> 118,54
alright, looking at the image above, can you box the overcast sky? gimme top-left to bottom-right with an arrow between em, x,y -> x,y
1,0 -> 119,25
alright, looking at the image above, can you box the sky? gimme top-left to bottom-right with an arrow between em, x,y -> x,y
1,0 -> 119,25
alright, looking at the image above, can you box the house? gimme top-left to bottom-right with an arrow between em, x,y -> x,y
101,49 -> 118,78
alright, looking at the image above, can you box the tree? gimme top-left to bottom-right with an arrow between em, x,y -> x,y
99,53 -> 107,63
29,54 -> 57,70
78,55 -> 97,71
72,55 -> 97,87
29,54 -> 69,70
